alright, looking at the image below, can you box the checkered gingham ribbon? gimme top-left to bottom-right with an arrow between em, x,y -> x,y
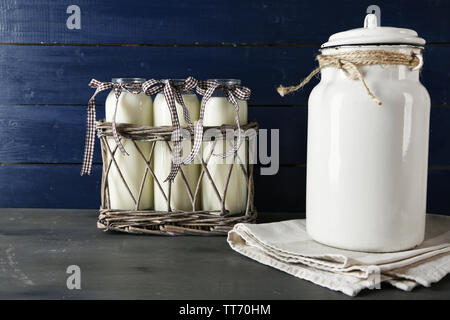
142,77 -> 198,182
187,80 -> 251,162
81,77 -> 251,183
80,79 -> 142,176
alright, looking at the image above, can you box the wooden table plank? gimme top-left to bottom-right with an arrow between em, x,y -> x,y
0,209 -> 449,299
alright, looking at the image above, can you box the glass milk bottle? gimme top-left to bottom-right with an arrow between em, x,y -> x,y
105,78 -> 154,210
306,15 -> 430,252
202,79 -> 248,214
153,80 -> 200,211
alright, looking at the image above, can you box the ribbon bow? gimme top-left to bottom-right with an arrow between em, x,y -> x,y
142,77 -> 198,182
81,79 -> 142,176
183,80 -> 251,166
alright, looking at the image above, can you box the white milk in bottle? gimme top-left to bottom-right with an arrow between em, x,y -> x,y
153,80 -> 200,211
201,79 -> 248,214
105,78 -> 153,210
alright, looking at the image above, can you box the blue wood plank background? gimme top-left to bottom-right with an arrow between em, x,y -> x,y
0,0 -> 448,44
0,0 -> 448,213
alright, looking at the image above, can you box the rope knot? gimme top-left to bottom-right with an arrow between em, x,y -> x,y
277,49 -> 421,107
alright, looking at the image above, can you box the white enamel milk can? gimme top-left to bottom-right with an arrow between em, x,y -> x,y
305,14 -> 430,252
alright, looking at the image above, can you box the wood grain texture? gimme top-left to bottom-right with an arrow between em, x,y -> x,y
0,0 -> 448,212
427,169 -> 450,215
1,209 -> 448,299
254,165 -> 306,212
0,164 -> 102,209
0,45 -> 318,106
0,164 -> 304,211
0,0 -> 448,44
0,45 -> 447,106
429,107 -> 450,166
0,105 -> 104,164
0,164 -> 448,214
1,105 -> 449,166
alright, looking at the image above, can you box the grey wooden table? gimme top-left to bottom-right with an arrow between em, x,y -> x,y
0,209 -> 449,300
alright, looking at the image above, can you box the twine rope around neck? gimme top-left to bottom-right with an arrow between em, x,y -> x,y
277,50 -> 421,106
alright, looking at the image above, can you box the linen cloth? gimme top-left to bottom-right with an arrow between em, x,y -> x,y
227,214 -> 450,296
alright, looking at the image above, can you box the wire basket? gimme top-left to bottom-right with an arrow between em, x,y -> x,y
96,120 -> 258,235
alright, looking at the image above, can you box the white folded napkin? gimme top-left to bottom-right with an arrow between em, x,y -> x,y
227,214 -> 450,296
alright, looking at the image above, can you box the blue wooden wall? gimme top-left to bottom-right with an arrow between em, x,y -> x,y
0,0 -> 448,213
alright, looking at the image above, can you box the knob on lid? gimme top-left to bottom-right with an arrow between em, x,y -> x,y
321,14 -> 426,48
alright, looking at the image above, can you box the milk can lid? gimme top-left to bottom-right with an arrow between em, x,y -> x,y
321,14 -> 426,48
